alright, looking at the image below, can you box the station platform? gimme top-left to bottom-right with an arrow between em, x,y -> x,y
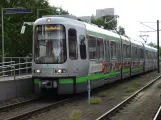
0,74 -> 33,102
0,74 -> 32,82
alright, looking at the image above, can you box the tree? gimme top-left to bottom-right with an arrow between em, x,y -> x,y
0,0 -> 68,62
91,16 -> 117,30
148,42 -> 156,48
103,16 -> 117,30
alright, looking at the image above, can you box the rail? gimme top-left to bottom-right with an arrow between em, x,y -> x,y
0,57 -> 32,77
153,106 -> 161,120
96,74 -> 161,120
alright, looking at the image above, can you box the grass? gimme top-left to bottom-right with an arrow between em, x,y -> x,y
133,81 -> 141,88
90,97 -> 101,104
125,80 -> 142,93
157,83 -> 161,89
68,110 -> 82,120
125,87 -> 136,93
98,92 -> 108,97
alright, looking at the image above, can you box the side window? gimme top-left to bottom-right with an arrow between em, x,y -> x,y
79,35 -> 86,59
123,44 -> 127,58
135,47 -> 138,59
88,36 -> 97,59
123,44 -> 130,58
116,43 -> 121,61
68,29 -> 78,60
132,46 -> 137,60
97,38 -> 104,60
140,48 -> 144,59
105,40 -> 110,61
127,45 -> 130,58
146,50 -> 148,59
110,41 -> 116,58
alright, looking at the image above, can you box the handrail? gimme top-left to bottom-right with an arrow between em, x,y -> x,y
0,57 -> 32,77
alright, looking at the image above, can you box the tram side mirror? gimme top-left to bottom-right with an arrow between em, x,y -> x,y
20,26 -> 26,34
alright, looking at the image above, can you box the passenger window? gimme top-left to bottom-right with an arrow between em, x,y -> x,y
146,50 -> 148,58
68,29 -> 78,60
116,43 -> 121,61
97,38 -> 104,60
127,45 -> 130,58
105,40 -> 110,61
123,44 -> 130,58
110,41 -> 116,58
132,46 -> 137,60
140,48 -> 144,59
79,35 -> 86,59
88,36 -> 97,59
123,44 -> 127,58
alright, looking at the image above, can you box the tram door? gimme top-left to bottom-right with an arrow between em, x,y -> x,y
67,26 -> 88,77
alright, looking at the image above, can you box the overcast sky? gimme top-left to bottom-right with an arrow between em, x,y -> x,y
48,0 -> 160,45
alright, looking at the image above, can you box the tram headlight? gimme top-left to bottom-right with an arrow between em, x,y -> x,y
58,69 -> 62,73
35,69 -> 41,73
55,69 -> 67,73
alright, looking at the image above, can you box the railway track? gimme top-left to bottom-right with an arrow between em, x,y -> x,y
96,74 -> 161,120
0,97 -> 39,113
3,98 -> 73,120
0,83 -> 119,120
0,71 -> 159,120
153,106 -> 161,120
0,89 -> 103,120
0,96 -> 73,120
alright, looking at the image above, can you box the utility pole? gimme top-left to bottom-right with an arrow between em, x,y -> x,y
157,20 -> 160,73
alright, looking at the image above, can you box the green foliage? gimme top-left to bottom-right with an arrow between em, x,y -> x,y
0,0 -> 68,61
90,97 -> 101,104
125,87 -> 136,93
91,16 -> 117,30
125,81 -> 141,93
133,81 -> 141,88
98,92 -> 108,97
148,42 -> 156,48
68,110 -> 82,120
157,83 -> 161,89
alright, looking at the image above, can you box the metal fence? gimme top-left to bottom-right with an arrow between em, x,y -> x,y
0,57 -> 32,77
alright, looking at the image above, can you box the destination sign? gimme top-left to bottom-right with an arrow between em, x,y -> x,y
45,26 -> 60,30
36,25 -> 62,31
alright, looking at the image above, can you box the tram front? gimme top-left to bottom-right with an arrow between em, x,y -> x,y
32,18 -> 68,94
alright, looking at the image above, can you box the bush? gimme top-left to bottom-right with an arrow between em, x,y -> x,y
125,88 -> 136,93
133,82 -> 141,88
90,97 -> 101,104
68,110 -> 82,120
157,83 -> 161,89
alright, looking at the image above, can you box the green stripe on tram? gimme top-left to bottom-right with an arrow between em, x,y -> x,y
35,67 -> 144,85
34,79 -> 40,85
59,71 -> 120,84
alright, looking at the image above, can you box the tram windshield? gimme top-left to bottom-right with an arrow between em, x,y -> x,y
34,24 -> 67,64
